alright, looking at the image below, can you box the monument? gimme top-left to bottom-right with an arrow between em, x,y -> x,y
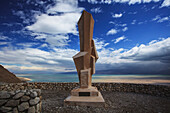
64,10 -> 105,107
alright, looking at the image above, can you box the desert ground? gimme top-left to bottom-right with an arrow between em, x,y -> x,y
42,90 -> 170,113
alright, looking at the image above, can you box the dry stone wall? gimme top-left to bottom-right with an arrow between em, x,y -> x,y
0,89 -> 41,113
0,82 -> 170,97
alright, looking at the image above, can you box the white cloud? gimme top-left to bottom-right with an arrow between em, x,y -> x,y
90,7 -> 102,13
93,38 -> 109,50
122,27 -> 128,32
121,37 -> 170,61
0,35 -> 9,40
129,0 -> 142,5
152,15 -> 160,21
25,0 -> 84,48
27,13 -> 80,35
112,13 -> 122,18
113,36 -> 126,44
0,42 -> 8,45
1,37 -> 170,74
86,0 -> 167,7
161,0 -> 170,7
96,37 -> 170,67
0,47 -> 79,73
87,0 -> 98,4
106,29 -> 118,35
152,15 -> 170,23
143,0 -> 152,3
157,16 -> 169,23
131,20 -> 136,24
16,43 -> 39,48
40,43 -> 48,48
109,21 -> 127,27
31,33 -> 70,47
47,0 -> 83,14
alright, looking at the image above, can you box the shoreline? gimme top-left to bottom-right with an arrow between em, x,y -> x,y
16,77 -> 170,86
17,77 -> 32,82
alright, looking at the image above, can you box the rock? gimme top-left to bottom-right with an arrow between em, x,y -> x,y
5,99 -> 20,107
0,106 -> 12,112
35,103 -> 40,112
33,89 -> 41,96
21,96 -> 30,102
0,100 -> 7,106
20,90 -> 26,93
30,91 -> 37,98
29,97 -> 40,106
15,90 -> 20,94
13,107 -> 18,113
28,106 -> 35,113
9,91 -> 15,96
13,92 -> 25,99
26,91 -> 30,95
0,91 -> 10,99
18,102 -> 29,112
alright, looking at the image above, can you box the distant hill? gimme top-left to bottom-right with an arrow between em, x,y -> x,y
0,65 -> 21,83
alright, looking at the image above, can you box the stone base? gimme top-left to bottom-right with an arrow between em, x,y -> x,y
64,86 -> 105,107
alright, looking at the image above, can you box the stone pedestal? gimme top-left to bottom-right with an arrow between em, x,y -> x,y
64,86 -> 105,107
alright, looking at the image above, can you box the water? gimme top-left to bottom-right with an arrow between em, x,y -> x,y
16,74 -> 170,85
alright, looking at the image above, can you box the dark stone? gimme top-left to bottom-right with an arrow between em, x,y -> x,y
5,99 -> 20,107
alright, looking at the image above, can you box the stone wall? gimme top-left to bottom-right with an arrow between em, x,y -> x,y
0,82 -> 170,97
0,89 -> 41,113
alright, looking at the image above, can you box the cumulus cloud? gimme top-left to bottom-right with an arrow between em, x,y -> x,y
16,43 -> 39,48
93,38 -> 109,50
106,29 -> 118,35
95,37 -> 170,74
120,37 -> 170,62
90,7 -> 102,13
31,33 -> 70,47
27,13 -> 80,35
112,13 -> 122,18
1,37 -> 170,74
112,36 -> 126,44
0,47 -> 78,73
25,0 -> 84,48
47,0 -> 83,14
161,0 -> 170,7
122,27 -> 128,32
129,0 -> 143,5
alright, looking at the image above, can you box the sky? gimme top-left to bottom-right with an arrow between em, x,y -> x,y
0,0 -> 170,75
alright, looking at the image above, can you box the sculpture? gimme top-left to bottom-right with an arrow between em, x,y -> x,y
64,10 -> 105,107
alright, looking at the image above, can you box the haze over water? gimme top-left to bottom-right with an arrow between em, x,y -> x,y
16,74 -> 170,86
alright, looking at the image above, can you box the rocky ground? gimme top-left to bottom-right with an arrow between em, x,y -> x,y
41,90 -> 170,113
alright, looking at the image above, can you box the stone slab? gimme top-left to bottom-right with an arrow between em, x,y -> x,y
71,86 -> 99,96
64,92 -> 105,107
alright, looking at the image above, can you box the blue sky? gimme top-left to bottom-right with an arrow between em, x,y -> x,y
0,0 -> 170,74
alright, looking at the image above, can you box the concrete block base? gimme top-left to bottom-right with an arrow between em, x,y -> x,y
64,87 -> 105,107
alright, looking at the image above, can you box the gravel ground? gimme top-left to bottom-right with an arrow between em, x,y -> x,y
41,90 -> 170,113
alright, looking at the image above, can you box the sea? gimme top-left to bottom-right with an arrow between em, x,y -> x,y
16,74 -> 170,85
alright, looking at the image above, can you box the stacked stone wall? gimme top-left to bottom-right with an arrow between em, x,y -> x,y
0,89 -> 41,113
0,82 -> 170,97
